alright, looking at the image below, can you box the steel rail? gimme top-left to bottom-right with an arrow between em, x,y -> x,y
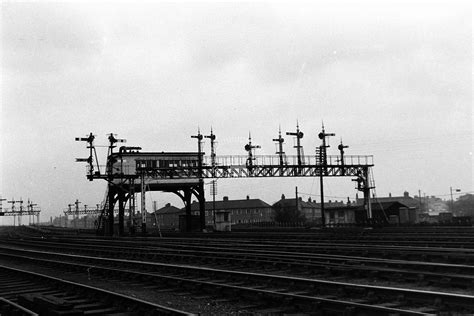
0,297 -> 39,316
0,246 -> 472,314
0,250 -> 440,315
0,263 -> 194,316
3,239 -> 474,287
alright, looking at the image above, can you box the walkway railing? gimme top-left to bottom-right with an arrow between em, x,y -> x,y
87,154 -> 373,179
204,154 -> 373,167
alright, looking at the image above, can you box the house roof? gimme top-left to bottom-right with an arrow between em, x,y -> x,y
189,198 -> 272,211
326,201 -> 409,212
155,204 -> 184,215
370,201 -> 410,211
356,192 -> 419,208
273,198 -> 346,209
273,198 -> 319,209
371,197 -> 419,208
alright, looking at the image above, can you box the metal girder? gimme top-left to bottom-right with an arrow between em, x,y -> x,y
134,164 -> 373,180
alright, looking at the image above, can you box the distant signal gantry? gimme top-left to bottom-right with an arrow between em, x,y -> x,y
0,197 -> 41,226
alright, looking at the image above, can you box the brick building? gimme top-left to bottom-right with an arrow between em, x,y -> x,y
272,195 -> 320,223
155,203 -> 184,229
272,194 -> 346,223
357,191 -> 420,209
325,201 -> 414,226
189,195 -> 273,226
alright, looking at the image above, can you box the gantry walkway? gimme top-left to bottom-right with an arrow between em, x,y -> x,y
135,154 -> 373,179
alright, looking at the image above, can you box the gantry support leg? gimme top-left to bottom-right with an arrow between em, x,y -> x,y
362,167 -> 372,225
107,185 -> 115,236
320,166 -> 325,228
129,179 -> 135,235
118,192 -> 125,236
198,180 -> 206,231
140,175 -> 147,235
184,189 -> 192,232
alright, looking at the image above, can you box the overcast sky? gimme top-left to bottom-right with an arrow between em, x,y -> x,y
1,1 -> 472,223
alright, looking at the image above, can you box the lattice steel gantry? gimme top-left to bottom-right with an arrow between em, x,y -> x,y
1,198 -> 41,226
76,125 -> 375,236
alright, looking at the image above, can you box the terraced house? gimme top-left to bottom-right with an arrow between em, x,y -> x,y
190,195 -> 273,226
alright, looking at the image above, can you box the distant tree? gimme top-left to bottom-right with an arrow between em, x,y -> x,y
454,194 -> 474,217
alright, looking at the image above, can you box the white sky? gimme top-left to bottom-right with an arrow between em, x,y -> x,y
1,0 -> 472,223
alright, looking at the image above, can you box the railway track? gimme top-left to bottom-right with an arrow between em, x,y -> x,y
8,233 -> 474,265
4,226 -> 474,314
0,263 -> 192,316
0,244 -> 473,314
17,225 -> 474,243
3,238 -> 474,291
154,234 -> 474,248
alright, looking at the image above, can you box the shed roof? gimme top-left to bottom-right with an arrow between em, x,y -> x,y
325,201 -> 409,212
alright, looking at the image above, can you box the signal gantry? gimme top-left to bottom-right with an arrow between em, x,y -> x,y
1,197 -> 41,225
76,125 -> 375,235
